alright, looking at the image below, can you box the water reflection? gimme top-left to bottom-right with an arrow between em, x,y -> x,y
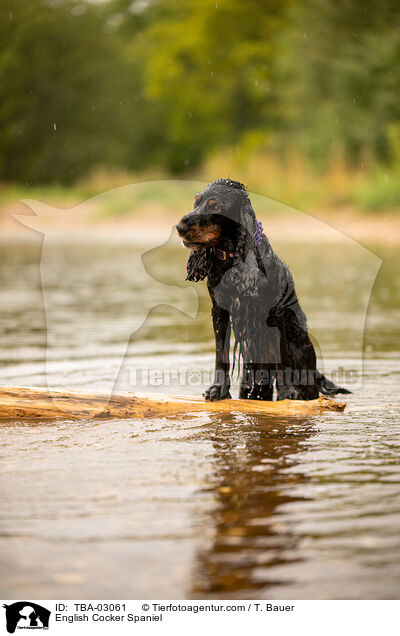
190,414 -> 316,597
0,239 -> 399,599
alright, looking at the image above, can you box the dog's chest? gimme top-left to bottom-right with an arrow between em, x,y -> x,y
210,252 -> 263,310
212,278 -> 263,319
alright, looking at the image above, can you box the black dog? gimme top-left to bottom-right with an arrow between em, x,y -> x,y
176,178 -> 350,401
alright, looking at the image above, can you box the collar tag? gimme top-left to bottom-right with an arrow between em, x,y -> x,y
211,247 -> 236,261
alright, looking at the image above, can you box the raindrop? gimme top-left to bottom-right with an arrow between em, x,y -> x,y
53,123 -> 57,131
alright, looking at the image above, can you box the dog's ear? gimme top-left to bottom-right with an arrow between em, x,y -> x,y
237,194 -> 257,261
186,248 -> 211,282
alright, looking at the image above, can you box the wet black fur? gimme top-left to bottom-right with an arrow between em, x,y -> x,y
180,179 -> 350,401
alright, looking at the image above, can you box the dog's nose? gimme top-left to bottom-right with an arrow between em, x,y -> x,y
176,222 -> 189,237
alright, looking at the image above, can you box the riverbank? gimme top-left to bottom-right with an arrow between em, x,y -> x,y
1,196 -> 398,249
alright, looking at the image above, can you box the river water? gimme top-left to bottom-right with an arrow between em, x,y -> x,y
0,234 -> 399,599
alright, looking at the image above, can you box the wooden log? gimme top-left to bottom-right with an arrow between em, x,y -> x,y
0,386 -> 346,420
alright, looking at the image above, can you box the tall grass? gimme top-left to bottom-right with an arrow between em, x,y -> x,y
200,149 -> 400,214
0,153 -> 399,216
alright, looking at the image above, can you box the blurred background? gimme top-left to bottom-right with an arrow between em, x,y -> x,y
0,0 -> 399,227
1,1 -> 400,601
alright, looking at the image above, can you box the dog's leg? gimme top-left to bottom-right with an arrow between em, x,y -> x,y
276,308 -> 320,400
204,301 -> 231,401
239,363 -> 274,401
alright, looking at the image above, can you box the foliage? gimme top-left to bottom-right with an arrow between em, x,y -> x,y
0,0 -> 130,183
281,0 -> 400,167
0,0 -> 399,194
132,0 -> 290,171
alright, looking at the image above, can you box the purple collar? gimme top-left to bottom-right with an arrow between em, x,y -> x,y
211,219 -> 264,261
254,220 -> 263,247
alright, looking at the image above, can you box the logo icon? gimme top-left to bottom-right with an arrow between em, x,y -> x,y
3,602 -> 50,634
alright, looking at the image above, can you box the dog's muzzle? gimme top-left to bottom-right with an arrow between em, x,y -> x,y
176,222 -> 189,238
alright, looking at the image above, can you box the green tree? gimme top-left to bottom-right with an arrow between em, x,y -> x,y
0,0 -> 129,183
130,0 -> 291,171
281,0 -> 400,166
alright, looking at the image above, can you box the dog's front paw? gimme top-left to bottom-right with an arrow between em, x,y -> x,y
203,384 -> 231,401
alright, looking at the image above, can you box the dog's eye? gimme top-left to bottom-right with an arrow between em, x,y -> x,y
207,199 -> 220,211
